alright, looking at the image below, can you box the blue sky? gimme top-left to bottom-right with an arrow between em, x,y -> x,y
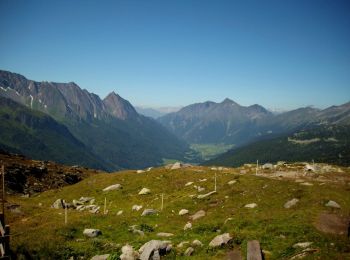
0,0 -> 349,110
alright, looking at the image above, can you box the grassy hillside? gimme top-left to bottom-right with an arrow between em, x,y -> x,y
7,164 -> 350,259
205,125 -> 350,167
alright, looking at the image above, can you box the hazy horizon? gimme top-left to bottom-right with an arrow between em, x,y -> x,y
1,0 -> 349,110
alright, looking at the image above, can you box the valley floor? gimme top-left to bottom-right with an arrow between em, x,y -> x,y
6,163 -> 350,259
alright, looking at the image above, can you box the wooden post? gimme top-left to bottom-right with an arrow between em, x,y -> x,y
256,160 -> 259,176
214,173 -> 217,192
104,197 -> 107,215
161,194 -> 164,211
64,206 -> 68,225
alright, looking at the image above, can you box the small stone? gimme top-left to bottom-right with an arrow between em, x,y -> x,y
184,222 -> 192,230
141,209 -> 157,216
137,170 -> 145,173
300,182 -> 313,186
132,205 -> 143,211
171,162 -> 182,170
325,200 -> 341,208
199,179 -> 207,182
228,180 -> 237,185
139,188 -> 151,195
83,228 -> 101,238
177,241 -> 189,248
284,198 -> 299,209
184,247 -> 194,256
120,244 -> 139,260
179,209 -> 189,215
117,210 -> 123,215
52,199 -> 65,209
244,203 -> 257,208
90,254 -> 110,260
185,182 -> 194,186
103,184 -> 122,191
197,191 -> 216,199
189,210 -> 206,221
157,232 -> 174,237
293,242 -> 313,248
192,240 -> 203,247
209,233 -> 232,247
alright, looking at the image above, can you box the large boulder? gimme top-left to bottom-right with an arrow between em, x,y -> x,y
83,228 -> 102,238
139,240 -> 172,260
103,184 -> 122,192
209,233 -> 232,247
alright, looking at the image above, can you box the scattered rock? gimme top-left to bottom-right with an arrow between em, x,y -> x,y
209,233 -> 232,247
325,200 -> 341,209
315,213 -> 350,235
300,182 -> 313,186
197,191 -> 216,199
179,209 -> 189,215
52,199 -> 65,209
199,179 -> 207,182
192,240 -> 203,247
132,205 -> 143,211
79,197 -> 95,203
185,182 -> 194,186
177,241 -> 189,248
157,232 -> 174,237
305,164 -> 316,172
224,217 -> 233,224
137,170 -> 145,173
90,254 -> 110,260
228,180 -> 237,185
184,247 -> 194,256
120,244 -> 139,260
184,222 -> 192,230
244,203 -> 257,209
293,242 -> 313,248
117,210 -> 123,216
139,240 -> 172,260
83,229 -> 101,238
129,225 -> 145,236
103,184 -> 122,191
197,186 -> 205,192
139,188 -> 151,195
141,209 -> 157,216
189,210 -> 206,221
284,198 -> 299,209
171,162 -> 182,170
262,163 -> 274,170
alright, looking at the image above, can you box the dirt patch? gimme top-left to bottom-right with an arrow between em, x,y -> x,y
314,212 -> 350,236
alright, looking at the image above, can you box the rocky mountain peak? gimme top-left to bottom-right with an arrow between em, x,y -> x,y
103,91 -> 138,120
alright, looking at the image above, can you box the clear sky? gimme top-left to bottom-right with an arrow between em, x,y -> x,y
0,0 -> 349,110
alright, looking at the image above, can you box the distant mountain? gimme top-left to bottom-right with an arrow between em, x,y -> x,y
135,107 -> 165,119
158,98 -> 275,145
204,124 -> 350,167
0,70 -> 191,170
0,96 -> 108,169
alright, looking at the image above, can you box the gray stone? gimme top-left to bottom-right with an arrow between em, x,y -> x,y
184,247 -> 194,256
325,200 -> 341,208
156,232 -> 174,237
244,203 -> 257,208
189,210 -> 206,221
83,228 -> 101,238
192,240 -> 203,247
209,233 -> 232,247
90,254 -> 110,260
139,240 -> 171,260
197,191 -> 216,199
228,180 -> 237,185
141,209 -> 157,216
52,199 -> 65,209
132,205 -> 143,211
184,222 -> 192,230
179,209 -> 189,215
284,198 -> 299,209
262,163 -> 274,170
293,242 -> 313,248
103,184 -> 122,192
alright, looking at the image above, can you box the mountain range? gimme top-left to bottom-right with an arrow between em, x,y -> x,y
0,70 -> 191,171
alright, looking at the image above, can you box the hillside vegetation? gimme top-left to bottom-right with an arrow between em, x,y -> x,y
7,163 -> 350,259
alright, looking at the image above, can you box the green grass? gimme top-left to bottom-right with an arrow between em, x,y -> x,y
190,143 -> 234,161
7,166 -> 350,259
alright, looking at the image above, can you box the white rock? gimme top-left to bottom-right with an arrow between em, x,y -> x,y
228,180 -> 237,185
284,198 -> 299,209
192,239 -> 203,247
147,167 -> 153,172
185,182 -> 194,186
184,222 -> 192,230
138,188 -> 151,195
305,164 -> 315,172
325,200 -> 341,208
139,240 -> 171,260
244,203 -> 257,208
262,163 -> 274,169
132,205 -> 143,211
103,184 -> 122,192
184,247 -> 194,256
137,170 -> 145,173
197,186 -> 205,192
117,210 -> 123,215
120,244 -> 139,260
189,210 -> 206,221
179,209 -> 189,215
171,162 -> 182,170
52,199 -> 65,209
197,191 -> 216,199
83,229 -> 101,238
300,182 -> 313,186
199,178 -> 207,182
293,242 -> 313,248
177,241 -> 189,248
209,233 -> 232,247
